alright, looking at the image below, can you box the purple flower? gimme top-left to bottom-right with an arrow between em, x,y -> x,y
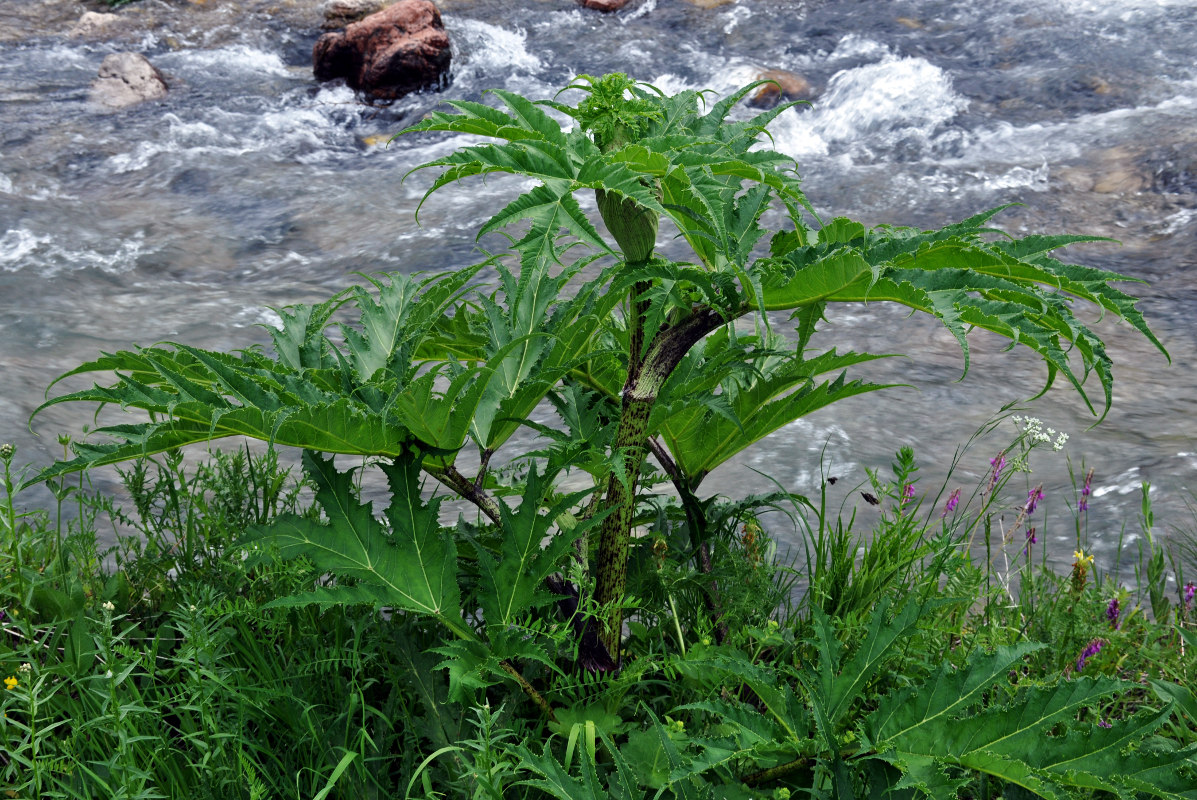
1025,485 -> 1044,516
1098,719 -> 1112,729
988,452 -> 1006,491
1024,527 -> 1037,554
1106,597 -> 1120,630
1079,468 -> 1094,513
1184,582 -> 1195,609
901,484 -> 915,505
941,488 -> 961,518
1076,638 -> 1105,672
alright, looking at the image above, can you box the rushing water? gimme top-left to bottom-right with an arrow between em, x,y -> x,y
2,0 -> 1195,574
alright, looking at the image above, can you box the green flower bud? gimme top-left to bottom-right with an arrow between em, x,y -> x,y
596,189 -> 658,264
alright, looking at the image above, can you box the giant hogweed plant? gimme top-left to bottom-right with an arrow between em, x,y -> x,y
29,74 -> 1187,796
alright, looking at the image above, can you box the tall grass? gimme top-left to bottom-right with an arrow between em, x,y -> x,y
1,421 -> 1194,798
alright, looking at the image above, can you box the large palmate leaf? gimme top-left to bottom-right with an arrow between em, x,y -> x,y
864,641 -> 1197,800
755,212 -> 1168,419
651,329 -> 898,484
29,269 -> 487,484
473,461 -> 599,628
402,74 -> 810,273
242,449 -> 470,639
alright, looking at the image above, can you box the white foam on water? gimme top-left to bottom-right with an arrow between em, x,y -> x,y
826,34 -> 891,63
0,229 -> 51,271
449,19 -> 543,80
721,4 -> 752,34
622,0 -> 657,23
649,60 -> 765,100
0,173 -> 12,195
769,55 -> 968,160
168,45 -> 295,79
1054,0 -> 1196,15
1092,466 -> 1142,497
1154,208 -> 1197,235
0,229 -> 145,276
978,163 -> 1051,192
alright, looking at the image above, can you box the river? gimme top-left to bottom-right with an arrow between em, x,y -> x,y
1,0 -> 1195,577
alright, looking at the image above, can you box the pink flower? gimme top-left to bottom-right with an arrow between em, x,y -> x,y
1076,638 -> 1105,672
1106,597 -> 1120,630
1079,469 -> 1094,512
941,488 -> 961,518
1025,485 -> 1044,516
988,452 -> 1006,491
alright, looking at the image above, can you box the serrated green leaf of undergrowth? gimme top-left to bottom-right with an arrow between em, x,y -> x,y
866,642 -> 1046,746
243,450 -> 468,638
340,266 -> 482,383
474,461 -> 598,627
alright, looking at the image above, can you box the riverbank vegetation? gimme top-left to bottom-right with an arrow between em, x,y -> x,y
3,74 -> 1194,797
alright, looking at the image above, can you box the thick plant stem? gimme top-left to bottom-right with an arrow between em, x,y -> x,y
593,307 -> 729,659
499,659 -> 558,724
594,393 -> 653,658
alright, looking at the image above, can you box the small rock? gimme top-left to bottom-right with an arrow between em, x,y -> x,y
89,52 -> 168,110
70,11 -> 122,38
313,0 -> 451,102
322,0 -> 388,29
1094,168 -> 1147,194
747,69 -> 812,109
578,0 -> 634,10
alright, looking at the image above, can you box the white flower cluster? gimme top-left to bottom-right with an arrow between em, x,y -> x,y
1011,415 -> 1069,451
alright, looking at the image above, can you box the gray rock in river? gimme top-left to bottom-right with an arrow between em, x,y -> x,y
88,52 -> 168,110
322,0 -> 389,29
312,0 -> 451,102
70,11 -> 123,38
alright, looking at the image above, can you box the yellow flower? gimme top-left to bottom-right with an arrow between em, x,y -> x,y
1073,549 -> 1095,564
3,676 -> 16,691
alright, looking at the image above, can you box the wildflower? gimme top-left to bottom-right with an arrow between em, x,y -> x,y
1098,719 -> 1112,729
17,663 -> 30,674
988,451 -> 1007,491
1106,597 -> 1121,630
3,676 -> 15,691
901,483 -> 915,505
1071,549 -> 1095,591
1076,638 -> 1104,671
1025,485 -> 1044,516
101,601 -> 115,613
941,488 -> 961,518
1183,582 -> 1195,610
1053,431 -> 1069,451
1024,527 -> 1037,554
1079,469 -> 1094,512
0,443 -> 13,461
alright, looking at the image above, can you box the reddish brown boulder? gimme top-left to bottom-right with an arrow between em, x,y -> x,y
313,0 -> 451,102
748,69 -> 812,109
578,0 -> 634,11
